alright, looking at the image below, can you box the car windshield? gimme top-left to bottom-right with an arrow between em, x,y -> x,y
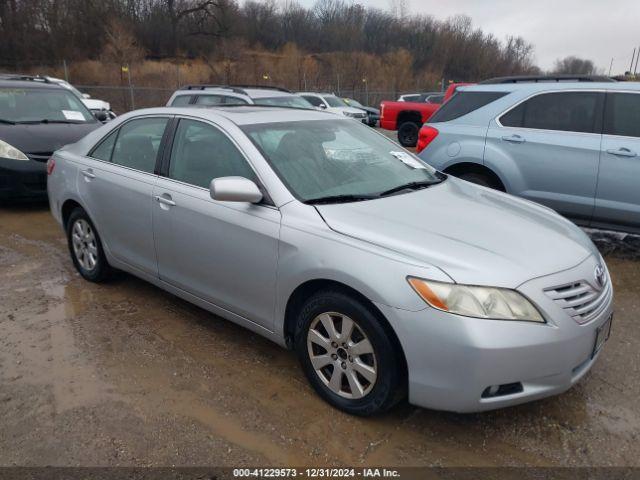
324,96 -> 347,108
242,119 -> 444,203
346,98 -> 363,108
0,87 -> 95,123
253,95 -> 314,109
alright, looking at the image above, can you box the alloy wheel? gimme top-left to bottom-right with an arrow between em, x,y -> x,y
306,312 -> 378,399
71,219 -> 98,271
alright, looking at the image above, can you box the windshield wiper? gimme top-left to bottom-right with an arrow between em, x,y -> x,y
0,118 -> 16,125
304,194 -> 378,205
378,179 -> 442,197
16,119 -> 84,124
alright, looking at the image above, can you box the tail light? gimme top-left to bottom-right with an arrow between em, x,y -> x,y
46,157 -> 56,175
416,125 -> 439,154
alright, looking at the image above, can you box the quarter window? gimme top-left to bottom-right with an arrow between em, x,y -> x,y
500,92 -> 603,134
429,91 -> 508,123
168,119 -> 256,188
604,92 -> 640,138
111,117 -> 169,173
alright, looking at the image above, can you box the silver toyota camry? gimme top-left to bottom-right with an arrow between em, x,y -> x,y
47,106 -> 613,416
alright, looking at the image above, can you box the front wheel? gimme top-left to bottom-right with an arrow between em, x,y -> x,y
456,172 -> 504,191
397,122 -> 420,147
295,289 -> 403,416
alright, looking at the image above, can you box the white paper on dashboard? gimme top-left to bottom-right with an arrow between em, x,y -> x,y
62,110 -> 85,121
389,151 -> 427,169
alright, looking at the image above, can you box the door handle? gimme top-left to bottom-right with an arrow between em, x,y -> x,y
155,195 -> 176,207
81,168 -> 96,179
501,134 -> 525,144
606,148 -> 637,158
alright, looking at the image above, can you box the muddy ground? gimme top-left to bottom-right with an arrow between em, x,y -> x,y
0,203 -> 639,468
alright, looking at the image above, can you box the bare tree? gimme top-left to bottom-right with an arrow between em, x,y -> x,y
552,56 -> 598,75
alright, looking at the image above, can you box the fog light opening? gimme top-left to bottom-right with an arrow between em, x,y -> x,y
481,382 -> 523,399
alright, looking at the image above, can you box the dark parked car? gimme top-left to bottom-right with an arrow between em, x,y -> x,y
343,98 -> 380,127
0,78 -> 100,201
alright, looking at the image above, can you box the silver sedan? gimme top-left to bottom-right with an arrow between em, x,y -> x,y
47,106 -> 613,415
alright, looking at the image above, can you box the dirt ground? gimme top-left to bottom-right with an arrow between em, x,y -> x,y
1,202 -> 639,468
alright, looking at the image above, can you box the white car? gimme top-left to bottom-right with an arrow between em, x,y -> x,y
46,77 -> 116,120
297,92 -> 368,121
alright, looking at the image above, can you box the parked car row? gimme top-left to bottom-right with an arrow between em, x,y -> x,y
0,74 -> 622,417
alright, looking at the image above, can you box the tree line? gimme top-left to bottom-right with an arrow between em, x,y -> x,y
0,0 -> 597,95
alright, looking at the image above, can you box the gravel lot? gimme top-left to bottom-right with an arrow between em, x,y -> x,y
1,202 -> 639,468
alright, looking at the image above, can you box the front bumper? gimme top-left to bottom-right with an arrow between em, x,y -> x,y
377,255 -> 613,413
0,157 -> 48,201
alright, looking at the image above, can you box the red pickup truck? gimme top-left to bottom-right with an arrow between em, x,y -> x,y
380,83 -> 472,147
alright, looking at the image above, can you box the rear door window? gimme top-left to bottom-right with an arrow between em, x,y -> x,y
429,91 -> 508,123
604,92 -> 640,138
500,91 -> 604,134
111,117 -> 169,173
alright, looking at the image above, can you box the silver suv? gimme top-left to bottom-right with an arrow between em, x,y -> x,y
167,85 -> 314,109
418,78 -> 640,234
47,106 -> 613,415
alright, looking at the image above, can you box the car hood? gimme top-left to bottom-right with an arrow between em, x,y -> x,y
316,178 -> 597,288
82,98 -> 111,111
0,123 -> 99,157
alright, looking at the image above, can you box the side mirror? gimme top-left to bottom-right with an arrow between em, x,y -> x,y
82,93 -> 91,99
209,176 -> 263,204
93,110 -> 108,122
318,104 -> 327,109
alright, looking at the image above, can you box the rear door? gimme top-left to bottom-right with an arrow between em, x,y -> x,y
78,116 -> 171,276
594,91 -> 640,232
485,91 -> 604,225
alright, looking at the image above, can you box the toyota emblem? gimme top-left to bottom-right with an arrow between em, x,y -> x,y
594,264 -> 606,289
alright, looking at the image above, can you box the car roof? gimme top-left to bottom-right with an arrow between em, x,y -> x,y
459,81 -> 640,94
0,79 -> 64,89
124,105 -> 339,125
173,86 -> 298,100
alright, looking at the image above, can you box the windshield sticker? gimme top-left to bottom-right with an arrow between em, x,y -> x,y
390,151 -> 427,169
62,110 -> 85,121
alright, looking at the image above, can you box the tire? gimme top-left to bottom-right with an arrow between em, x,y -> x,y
294,289 -> 403,416
457,172 -> 504,191
397,121 -> 420,147
66,207 -> 113,282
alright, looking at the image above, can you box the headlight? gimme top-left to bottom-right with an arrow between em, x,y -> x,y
0,139 -> 29,161
407,277 -> 544,322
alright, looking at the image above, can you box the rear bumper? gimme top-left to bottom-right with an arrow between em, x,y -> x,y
0,158 -> 47,201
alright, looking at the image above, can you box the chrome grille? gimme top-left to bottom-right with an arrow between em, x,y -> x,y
544,273 -> 612,324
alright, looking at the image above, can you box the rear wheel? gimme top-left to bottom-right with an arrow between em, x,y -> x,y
66,207 -> 113,282
295,289 -> 403,416
456,171 -> 504,191
397,122 -> 420,147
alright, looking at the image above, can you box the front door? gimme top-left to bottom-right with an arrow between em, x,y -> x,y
152,118 -> 280,329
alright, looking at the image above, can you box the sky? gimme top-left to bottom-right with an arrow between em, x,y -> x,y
293,0 -> 640,73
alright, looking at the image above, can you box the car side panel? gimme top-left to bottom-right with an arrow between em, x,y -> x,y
76,156 -> 159,276
418,123 -> 490,172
